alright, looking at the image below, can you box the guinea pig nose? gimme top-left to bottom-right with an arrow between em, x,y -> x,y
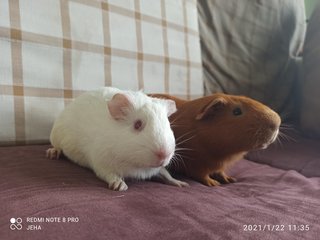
268,111 -> 281,130
154,149 -> 168,160
268,118 -> 281,131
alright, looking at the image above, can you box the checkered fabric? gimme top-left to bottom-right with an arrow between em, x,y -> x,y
0,0 -> 203,145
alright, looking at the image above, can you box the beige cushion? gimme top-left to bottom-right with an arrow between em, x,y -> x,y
300,2 -> 320,138
0,0 -> 203,145
198,0 -> 306,120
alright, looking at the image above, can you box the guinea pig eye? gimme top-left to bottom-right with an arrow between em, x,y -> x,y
233,107 -> 242,116
134,119 -> 143,131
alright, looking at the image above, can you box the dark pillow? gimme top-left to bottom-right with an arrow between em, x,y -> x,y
198,0 -> 306,121
300,1 -> 320,138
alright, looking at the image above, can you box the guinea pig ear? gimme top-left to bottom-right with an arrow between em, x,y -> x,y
107,93 -> 132,120
164,99 -> 177,117
152,98 -> 177,117
196,97 -> 227,120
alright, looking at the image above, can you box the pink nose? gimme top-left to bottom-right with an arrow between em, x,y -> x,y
155,149 -> 168,161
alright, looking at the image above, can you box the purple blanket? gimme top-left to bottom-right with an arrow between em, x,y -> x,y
0,145 -> 319,240
247,133 -> 320,177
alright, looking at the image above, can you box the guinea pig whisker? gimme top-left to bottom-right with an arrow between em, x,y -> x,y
277,133 -> 288,148
280,123 -> 294,129
280,123 -> 294,128
172,153 -> 188,170
173,152 -> 183,161
175,151 -> 194,161
170,114 -> 185,126
279,126 -> 295,133
280,124 -> 299,135
175,130 -> 195,143
170,124 -> 190,129
274,134 -> 284,149
169,155 -> 180,169
170,118 -> 178,125
278,130 -> 297,143
168,156 -> 178,169
176,135 -> 196,146
175,147 -> 194,152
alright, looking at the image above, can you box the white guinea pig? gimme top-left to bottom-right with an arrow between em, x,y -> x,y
46,87 -> 188,191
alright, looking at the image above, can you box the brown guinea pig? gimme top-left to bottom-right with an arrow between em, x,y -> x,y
150,93 -> 281,187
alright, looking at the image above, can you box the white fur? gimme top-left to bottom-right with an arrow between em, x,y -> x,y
49,87 -> 187,191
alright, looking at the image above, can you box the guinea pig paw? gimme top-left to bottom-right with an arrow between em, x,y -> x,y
169,179 -> 189,187
46,148 -> 61,160
156,168 -> 189,187
108,179 -> 128,191
226,176 -> 237,183
211,172 -> 237,184
203,177 -> 221,187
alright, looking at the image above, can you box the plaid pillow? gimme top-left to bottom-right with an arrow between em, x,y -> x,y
0,0 -> 203,145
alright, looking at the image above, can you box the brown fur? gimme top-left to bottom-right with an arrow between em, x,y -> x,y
150,93 -> 281,186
